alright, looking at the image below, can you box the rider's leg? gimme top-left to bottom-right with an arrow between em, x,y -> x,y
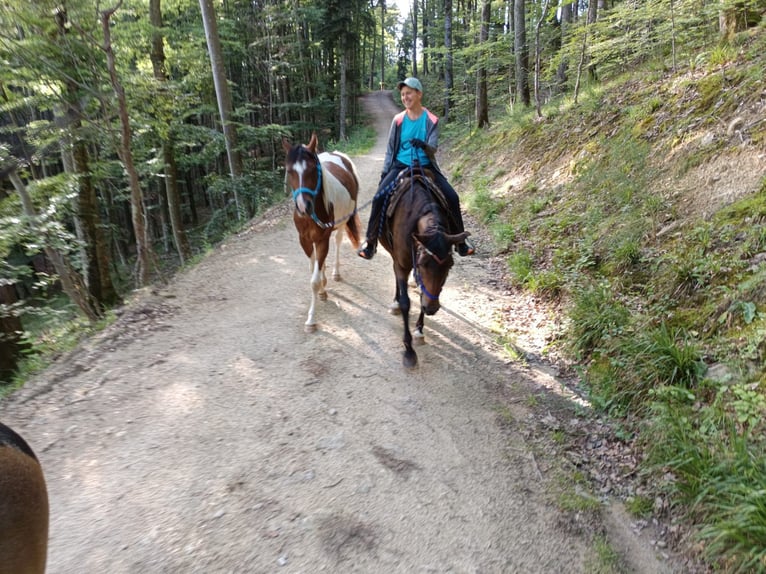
358,169 -> 399,260
431,172 -> 474,256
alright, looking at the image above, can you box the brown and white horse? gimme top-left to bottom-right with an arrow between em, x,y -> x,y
283,133 -> 362,332
0,422 -> 48,574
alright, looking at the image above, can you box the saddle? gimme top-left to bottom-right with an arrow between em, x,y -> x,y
385,167 -> 451,220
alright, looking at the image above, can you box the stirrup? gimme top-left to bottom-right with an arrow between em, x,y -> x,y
358,241 -> 376,260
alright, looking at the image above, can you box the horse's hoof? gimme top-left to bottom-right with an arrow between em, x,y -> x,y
413,330 -> 425,345
304,323 -> 318,333
332,273 -> 342,282
388,302 -> 401,315
319,291 -> 328,301
403,351 -> 418,369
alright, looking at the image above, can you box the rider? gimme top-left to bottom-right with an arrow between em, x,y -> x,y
357,77 -> 474,260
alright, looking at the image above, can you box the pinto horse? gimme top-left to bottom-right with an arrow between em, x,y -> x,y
283,133 -> 362,332
378,169 -> 470,368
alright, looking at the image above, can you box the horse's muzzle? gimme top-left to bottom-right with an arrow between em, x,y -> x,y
422,299 -> 440,315
294,195 -> 313,217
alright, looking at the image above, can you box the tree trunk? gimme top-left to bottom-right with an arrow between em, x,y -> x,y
101,3 -> 153,286
380,0 -> 385,88
533,0 -> 551,118
339,48 -> 348,140
444,0 -> 454,121
555,1 -> 574,90
411,0 -> 418,77
150,0 -> 191,265
0,283 -> 27,383
514,0 -> 530,107
199,0 -> 243,212
52,10 -> 120,308
476,0 -> 491,128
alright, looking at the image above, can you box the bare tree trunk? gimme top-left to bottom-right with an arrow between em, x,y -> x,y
514,0 -> 530,107
52,11 -> 120,308
339,48 -> 348,140
150,0 -> 191,265
444,0 -> 454,121
411,0 -> 418,77
573,24 -> 588,104
476,0 -> 491,128
380,0 -> 385,88
199,0 -> 243,214
101,3 -> 153,286
533,0 -> 551,118
0,283 -> 26,382
420,0 -> 428,75
555,1 -> 574,90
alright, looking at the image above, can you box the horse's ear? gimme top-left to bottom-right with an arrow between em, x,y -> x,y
308,132 -> 318,152
282,137 -> 292,154
445,231 -> 471,245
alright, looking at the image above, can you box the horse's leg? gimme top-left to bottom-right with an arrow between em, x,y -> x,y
389,281 -> 402,315
305,255 -> 319,332
331,225 -> 344,281
396,273 -> 417,368
300,240 -> 319,332
314,239 -> 330,301
413,309 -> 426,345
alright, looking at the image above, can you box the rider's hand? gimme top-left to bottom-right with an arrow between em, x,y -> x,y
410,138 -> 427,149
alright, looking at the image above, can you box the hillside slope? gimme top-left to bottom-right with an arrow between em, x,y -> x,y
444,24 -> 766,572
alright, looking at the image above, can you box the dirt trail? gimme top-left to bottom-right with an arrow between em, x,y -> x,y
2,91 -> 672,573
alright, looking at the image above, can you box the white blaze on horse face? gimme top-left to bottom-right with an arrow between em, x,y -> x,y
293,159 -> 310,214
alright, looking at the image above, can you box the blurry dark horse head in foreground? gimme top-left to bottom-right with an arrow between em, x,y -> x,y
282,132 -> 362,332
0,422 -> 49,574
379,170 -> 469,368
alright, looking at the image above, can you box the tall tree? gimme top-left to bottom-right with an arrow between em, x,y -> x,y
150,0 -> 190,265
199,0 -> 243,187
411,0 -> 419,76
476,0 -> 491,128
513,0 -> 530,107
101,2 -> 153,286
444,0 -> 454,120
533,0 -> 551,117
53,5 -> 120,308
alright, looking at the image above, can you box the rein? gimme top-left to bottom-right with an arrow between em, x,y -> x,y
412,241 -> 442,302
404,160 -> 448,303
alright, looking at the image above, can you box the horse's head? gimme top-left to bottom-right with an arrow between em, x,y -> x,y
413,230 -> 469,315
282,132 -> 321,218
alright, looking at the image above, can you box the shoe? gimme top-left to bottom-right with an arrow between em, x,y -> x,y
456,241 -> 474,257
358,240 -> 376,260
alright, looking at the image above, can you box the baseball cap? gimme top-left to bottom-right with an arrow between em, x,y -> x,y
397,77 -> 423,92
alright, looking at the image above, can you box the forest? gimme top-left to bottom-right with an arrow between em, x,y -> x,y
1,0 -> 766,570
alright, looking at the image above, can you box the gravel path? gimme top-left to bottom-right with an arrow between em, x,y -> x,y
1,91 -> 672,573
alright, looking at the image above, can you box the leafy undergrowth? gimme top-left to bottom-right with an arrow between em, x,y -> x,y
445,22 -> 766,574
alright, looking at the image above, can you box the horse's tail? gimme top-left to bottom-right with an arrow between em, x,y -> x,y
327,150 -> 362,249
345,210 -> 362,250
0,422 -> 48,574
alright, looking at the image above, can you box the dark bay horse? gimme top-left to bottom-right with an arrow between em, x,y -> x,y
379,170 -> 470,368
0,422 -> 48,574
283,133 -> 362,332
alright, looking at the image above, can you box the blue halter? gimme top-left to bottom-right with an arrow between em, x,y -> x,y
291,160 -> 323,205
